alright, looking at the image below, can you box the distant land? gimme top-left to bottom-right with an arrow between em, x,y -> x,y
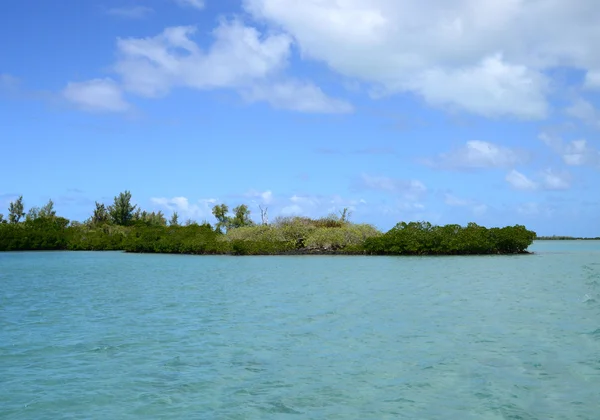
536,236 -> 600,240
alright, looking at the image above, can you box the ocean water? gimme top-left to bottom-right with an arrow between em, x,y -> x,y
1,242 -> 599,419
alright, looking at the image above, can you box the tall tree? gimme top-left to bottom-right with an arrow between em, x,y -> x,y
39,199 -> 56,218
108,191 -> 137,226
212,204 -> 230,233
26,207 -> 40,221
169,211 -> 179,227
8,195 -> 25,224
231,204 -> 253,229
91,202 -> 110,225
0,213 -> 6,224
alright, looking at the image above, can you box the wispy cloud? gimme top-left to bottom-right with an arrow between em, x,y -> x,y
357,174 -> 426,197
173,0 -> 205,10
425,140 -> 530,170
539,132 -> 600,168
106,6 -> 154,19
443,193 -> 488,216
63,78 -> 130,112
241,80 -> 353,114
506,169 -> 571,191
565,98 -> 600,129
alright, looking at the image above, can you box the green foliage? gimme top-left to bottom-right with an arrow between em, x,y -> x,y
0,190 -> 536,256
0,214 -> 6,224
0,217 -> 70,251
363,221 -> 536,255
230,204 -> 254,229
40,199 -> 56,219
212,204 -> 229,233
8,195 -> 25,224
90,202 -> 110,225
169,212 -> 179,227
108,191 -> 137,226
304,224 -> 381,251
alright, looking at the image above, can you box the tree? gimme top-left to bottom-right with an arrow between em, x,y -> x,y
108,191 -> 137,226
169,212 -> 179,227
338,207 -> 351,223
91,202 -> 110,225
212,204 -> 230,233
26,207 -> 40,221
0,214 -> 6,224
39,199 -> 56,218
231,204 -> 253,229
8,196 -> 25,224
259,205 -> 269,225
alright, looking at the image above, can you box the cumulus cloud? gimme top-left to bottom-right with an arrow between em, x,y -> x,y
244,0 -> 600,119
62,78 -> 130,112
64,20 -> 348,114
506,169 -> 571,191
114,22 -> 291,97
106,6 -> 154,19
565,98 -> 600,128
151,196 -> 217,221
428,140 -> 529,170
540,132 -> 600,168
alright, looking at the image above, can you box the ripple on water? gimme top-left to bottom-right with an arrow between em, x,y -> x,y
2,247 -> 600,419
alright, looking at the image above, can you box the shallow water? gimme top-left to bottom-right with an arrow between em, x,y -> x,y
1,241 -> 599,419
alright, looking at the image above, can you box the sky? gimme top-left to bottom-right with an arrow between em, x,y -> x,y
1,0 -> 599,236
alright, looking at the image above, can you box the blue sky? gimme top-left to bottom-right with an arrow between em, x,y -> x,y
1,0 -> 599,236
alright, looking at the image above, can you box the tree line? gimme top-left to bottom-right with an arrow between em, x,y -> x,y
0,191 -> 536,255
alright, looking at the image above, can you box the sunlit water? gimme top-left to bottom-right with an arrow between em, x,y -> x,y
1,241 -> 599,419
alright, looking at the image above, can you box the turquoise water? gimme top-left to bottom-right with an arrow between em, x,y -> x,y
1,242 -> 599,419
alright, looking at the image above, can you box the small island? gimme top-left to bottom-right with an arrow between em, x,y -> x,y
0,191 -> 536,256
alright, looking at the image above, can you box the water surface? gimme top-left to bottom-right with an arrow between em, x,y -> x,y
1,241 -> 599,418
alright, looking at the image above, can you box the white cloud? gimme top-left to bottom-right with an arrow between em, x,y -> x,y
540,133 -> 600,168
565,98 -> 600,128
506,170 -> 537,191
410,54 -> 548,118
444,193 -> 488,215
151,196 -> 217,221
62,78 -> 130,112
359,174 -> 426,197
174,0 -> 205,10
585,71 -> 600,90
517,202 -> 540,216
541,169 -> 571,190
244,0 -> 600,119
241,80 -> 353,113
429,140 -> 529,169
97,20 -> 349,113
114,22 -> 291,97
244,189 -> 274,204
107,6 -> 154,19
506,168 -> 571,191
444,193 -> 470,207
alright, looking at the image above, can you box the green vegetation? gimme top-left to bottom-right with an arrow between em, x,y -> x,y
0,191 -> 537,255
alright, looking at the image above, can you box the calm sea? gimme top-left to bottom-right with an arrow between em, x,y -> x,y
1,241 -> 599,419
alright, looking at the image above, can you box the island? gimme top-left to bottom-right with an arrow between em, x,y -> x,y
0,191 -> 536,255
